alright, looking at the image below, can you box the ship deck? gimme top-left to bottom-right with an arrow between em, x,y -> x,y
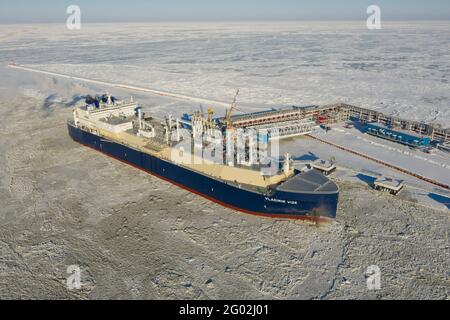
72,108 -> 338,195
69,116 -> 293,190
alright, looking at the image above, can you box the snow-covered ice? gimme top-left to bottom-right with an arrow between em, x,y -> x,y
1,21 -> 449,125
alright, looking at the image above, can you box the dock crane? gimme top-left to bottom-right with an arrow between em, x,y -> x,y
224,89 -> 240,128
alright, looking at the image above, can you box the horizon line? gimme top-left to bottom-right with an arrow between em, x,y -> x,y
1,19 -> 450,25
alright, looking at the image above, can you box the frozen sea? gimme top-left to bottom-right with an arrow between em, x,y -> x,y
0,21 -> 449,125
0,22 -> 449,300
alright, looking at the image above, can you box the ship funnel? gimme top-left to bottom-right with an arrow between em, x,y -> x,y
85,95 -> 100,109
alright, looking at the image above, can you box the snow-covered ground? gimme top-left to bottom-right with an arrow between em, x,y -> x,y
312,125 -> 450,186
280,132 -> 450,212
1,21 -> 449,125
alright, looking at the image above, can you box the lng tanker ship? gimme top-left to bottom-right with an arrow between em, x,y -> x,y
68,93 -> 339,222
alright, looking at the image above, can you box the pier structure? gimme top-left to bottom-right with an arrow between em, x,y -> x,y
337,103 -> 450,143
374,177 -> 405,195
311,159 -> 337,176
226,103 -> 449,143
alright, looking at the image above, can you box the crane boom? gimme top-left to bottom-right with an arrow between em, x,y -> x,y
225,89 -> 240,128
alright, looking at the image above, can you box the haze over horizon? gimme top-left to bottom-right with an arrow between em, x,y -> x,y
1,0 -> 450,24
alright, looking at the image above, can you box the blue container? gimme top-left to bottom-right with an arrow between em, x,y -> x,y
365,123 -> 430,147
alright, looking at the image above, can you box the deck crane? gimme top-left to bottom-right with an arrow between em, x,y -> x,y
198,104 -> 215,121
197,104 -> 216,130
224,89 -> 240,128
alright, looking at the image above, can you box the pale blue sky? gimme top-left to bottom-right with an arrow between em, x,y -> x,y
1,0 -> 449,23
